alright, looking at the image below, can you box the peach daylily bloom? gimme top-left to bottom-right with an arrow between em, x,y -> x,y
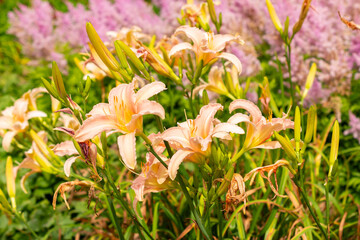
0,98 -> 47,151
228,99 -> 294,151
131,133 -> 173,203
162,103 -> 245,180
169,26 -> 244,73
75,82 -> 166,170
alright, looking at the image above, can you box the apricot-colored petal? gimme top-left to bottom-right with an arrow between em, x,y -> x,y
20,170 -> 37,194
195,103 -> 223,139
169,42 -> 193,58
168,149 -> 193,180
108,83 -> 136,115
212,34 -> 241,52
227,113 -> 252,125
131,175 -> 145,201
229,99 -> 262,123
162,127 -> 191,149
75,115 -> 119,142
64,156 -> 79,177
0,116 -> 12,130
86,103 -> 111,117
218,52 -> 242,75
27,111 -> 47,119
136,81 -> 166,103
254,141 -> 282,149
117,132 -> 137,170
53,141 -> 78,157
213,122 -> 245,136
174,26 -> 204,48
136,100 -> 165,119
2,131 -> 16,152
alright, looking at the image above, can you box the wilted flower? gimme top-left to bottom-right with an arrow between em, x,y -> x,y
225,173 -> 246,213
244,159 -> 291,198
228,99 -> 294,152
53,140 -> 99,178
53,180 -> 93,209
169,26 -> 244,72
75,81 -> 166,170
162,103 -> 244,180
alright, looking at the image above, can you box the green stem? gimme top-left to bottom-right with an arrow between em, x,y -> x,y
102,167 -> 153,240
293,177 -> 327,239
325,180 -> 330,240
14,212 -> 39,239
105,195 -> 125,240
285,43 -> 295,106
139,132 -> 211,240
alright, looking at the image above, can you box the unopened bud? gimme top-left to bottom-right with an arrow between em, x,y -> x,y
202,89 -> 209,105
302,63 -> 317,101
52,62 -> 68,101
207,0 -> 217,24
304,106 -> 316,143
30,130 -> 61,168
328,120 -> 339,180
266,0 -> 283,34
292,0 -> 312,36
0,189 -> 12,212
274,132 -> 298,163
115,40 -> 150,80
86,22 -> 120,72
294,106 -> 301,153
6,156 -> 16,209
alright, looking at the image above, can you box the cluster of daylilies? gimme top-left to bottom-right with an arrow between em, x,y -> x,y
0,0 -> 345,239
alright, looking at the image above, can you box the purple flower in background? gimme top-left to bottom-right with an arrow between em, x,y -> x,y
344,112 -> 360,144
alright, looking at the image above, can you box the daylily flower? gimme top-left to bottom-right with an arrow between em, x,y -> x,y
75,81 -> 166,170
169,25 -> 244,73
131,133 -> 174,203
181,0 -> 210,28
21,87 -> 47,111
228,99 -> 294,152
162,103 -> 245,180
105,26 -> 151,50
194,65 -> 243,100
0,97 -> 47,151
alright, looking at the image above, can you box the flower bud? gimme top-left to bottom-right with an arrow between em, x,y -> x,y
302,63 -> 316,102
41,77 -> 59,100
266,0 -> 283,34
292,0 -> 312,36
202,89 -> 209,105
328,120 -> 339,180
304,106 -> 316,144
294,106 -> 301,153
30,130 -> 61,168
52,62 -> 68,101
274,132 -> 298,163
207,0 -> 217,24
86,22 -> 121,72
115,40 -> 150,80
114,41 -> 133,77
6,156 -> 16,209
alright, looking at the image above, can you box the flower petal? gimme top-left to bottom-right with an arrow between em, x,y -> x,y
136,81 -> 166,103
168,149 -> 193,180
108,83 -> 136,115
64,156 -> 79,177
227,113 -> 252,125
254,141 -> 282,149
218,52 -> 242,75
0,116 -> 12,130
213,122 -> 245,136
174,26 -> 204,48
195,103 -> 223,139
162,126 -> 191,149
2,131 -> 16,152
169,42 -> 193,58
117,132 -> 137,170
27,111 -> 47,119
86,103 -> 111,117
229,99 -> 262,124
136,100 -> 165,119
53,141 -> 78,156
213,34 -> 242,52
75,115 -> 119,142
